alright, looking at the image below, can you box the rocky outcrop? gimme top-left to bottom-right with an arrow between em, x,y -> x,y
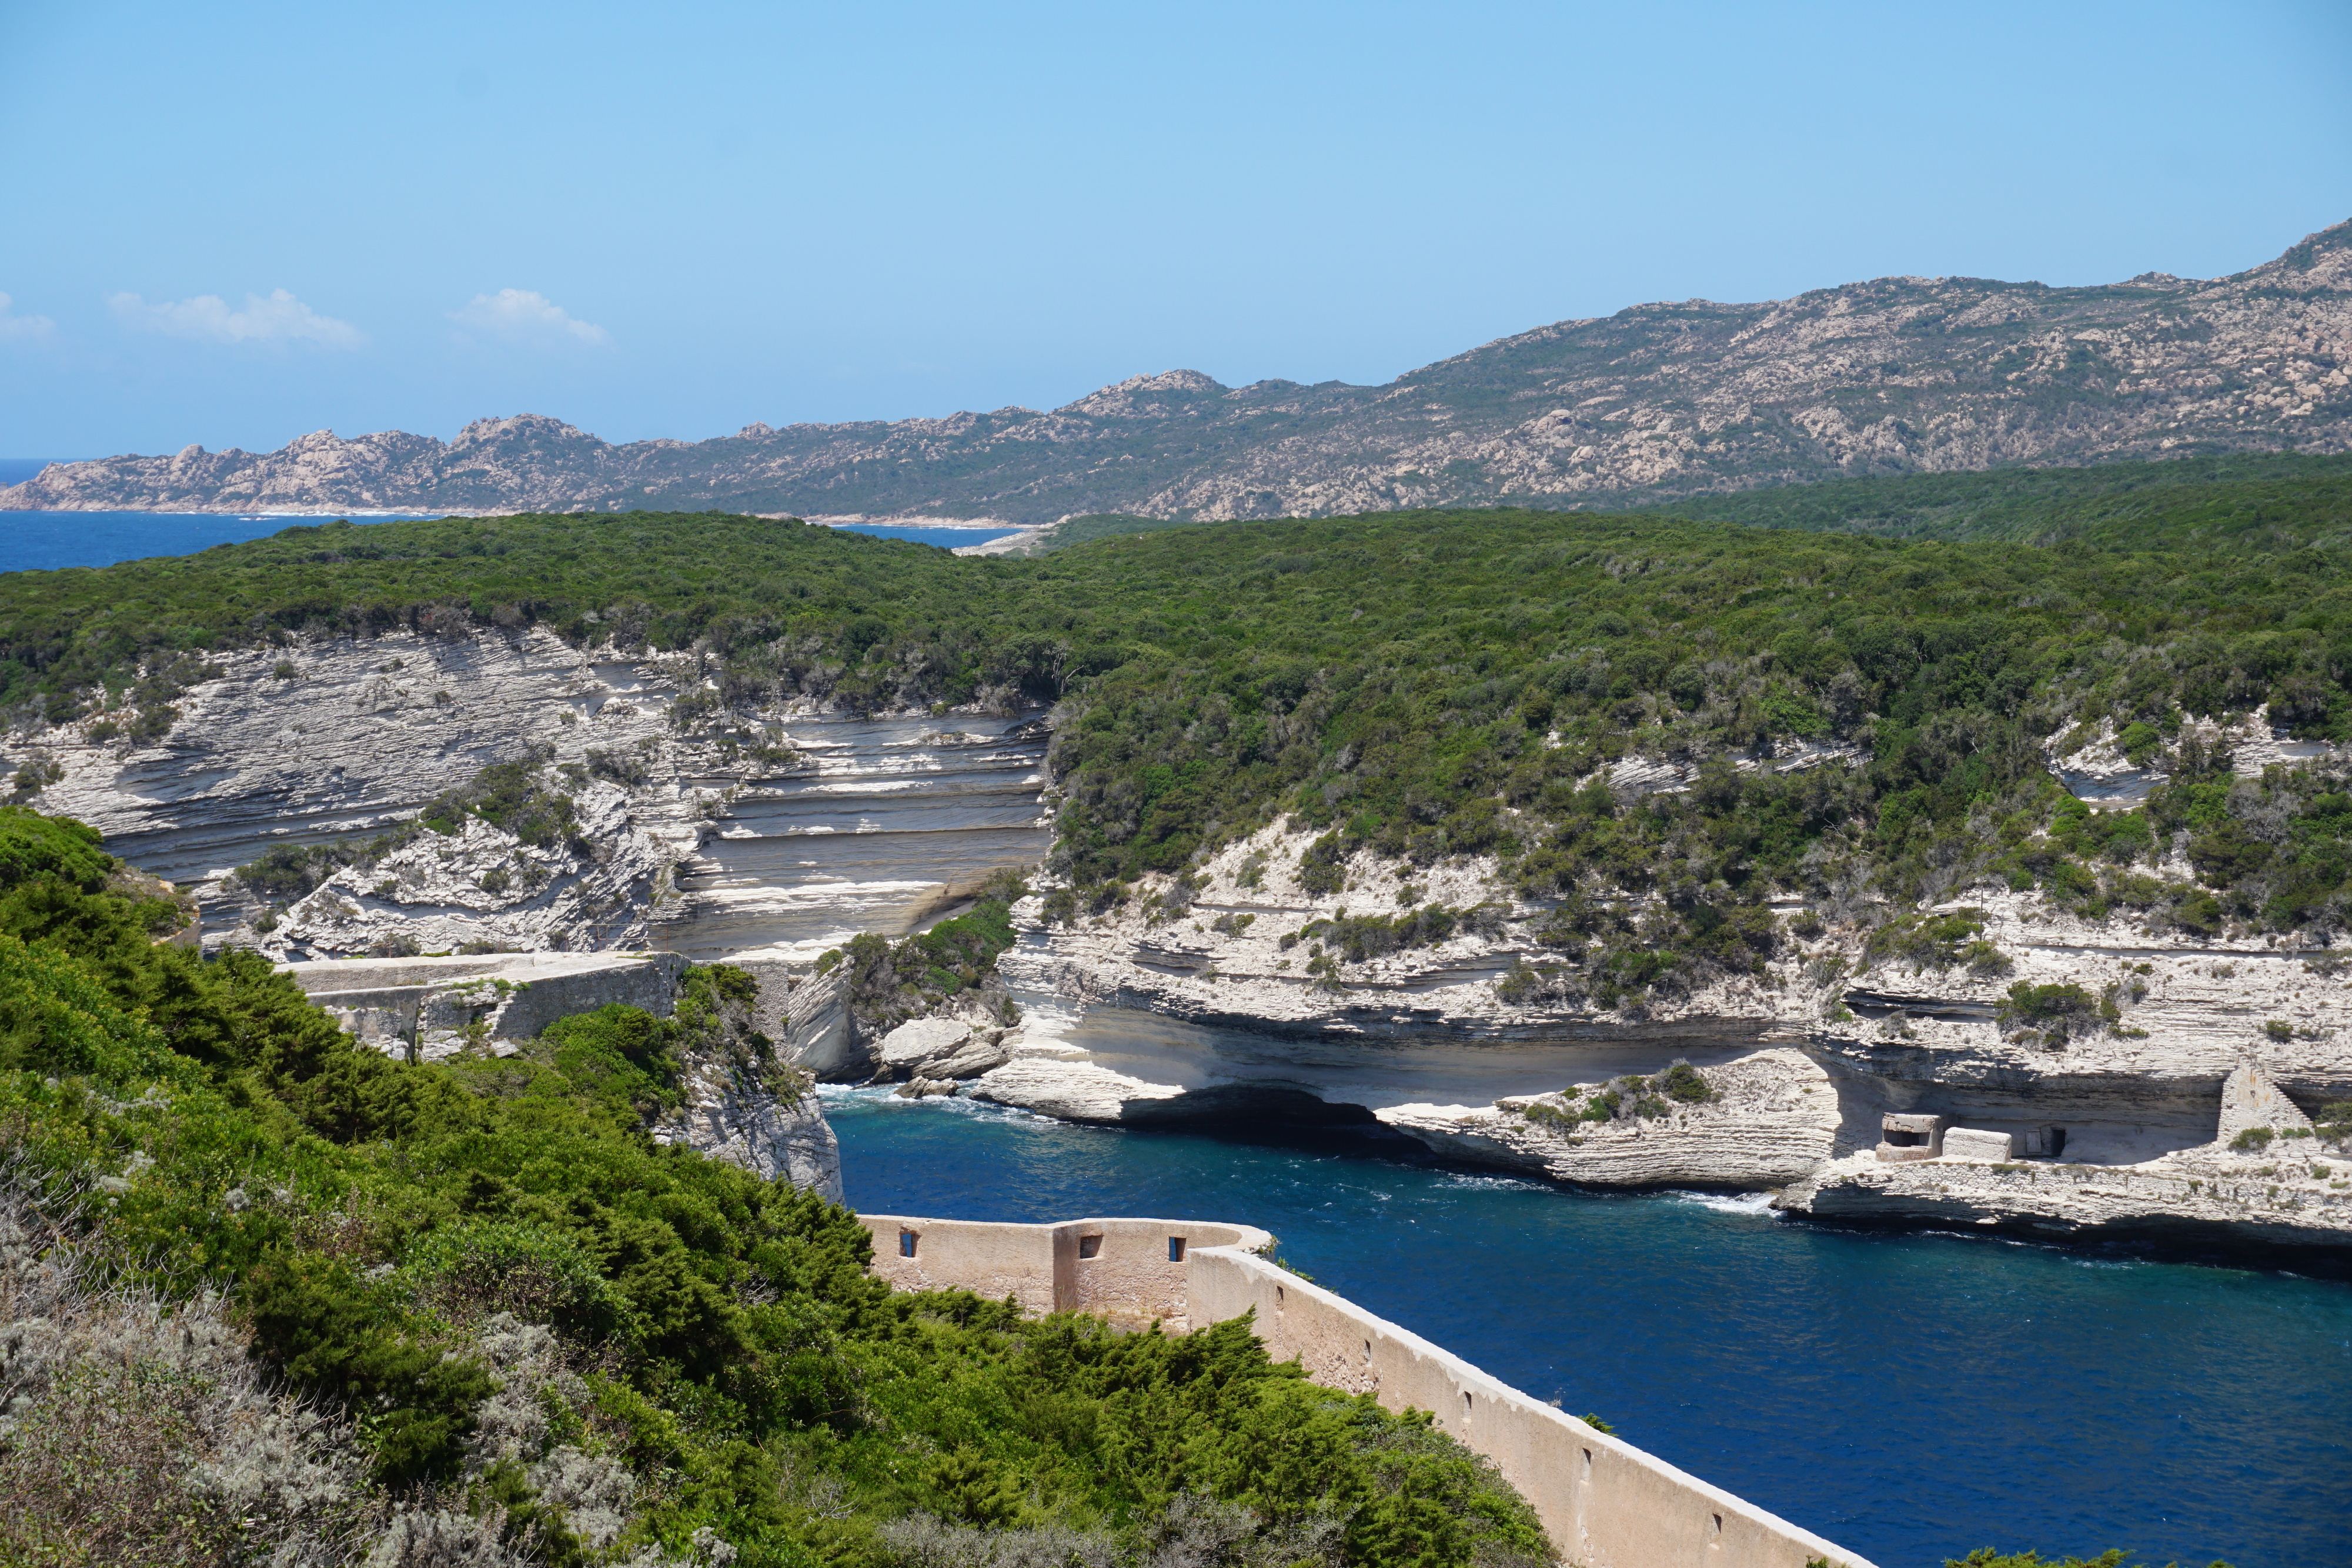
1777,1141 -> 2351,1250
874,1017 -> 1011,1082
654,1053 -> 841,1202
1380,1049 -> 1839,1189
10,222 -> 2350,524
0,627 -> 709,936
949,800 -> 2352,1251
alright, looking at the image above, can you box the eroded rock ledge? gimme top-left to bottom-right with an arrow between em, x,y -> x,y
901,818 -> 2352,1254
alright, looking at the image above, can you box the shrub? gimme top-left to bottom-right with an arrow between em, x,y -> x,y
1653,1061 -> 1712,1104
1999,982 -> 2100,1044
2231,1126 -> 2276,1152
1298,833 -> 1345,896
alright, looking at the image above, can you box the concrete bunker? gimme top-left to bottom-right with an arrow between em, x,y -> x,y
1876,1112 -> 1947,1161
1877,1115 -> 2070,1163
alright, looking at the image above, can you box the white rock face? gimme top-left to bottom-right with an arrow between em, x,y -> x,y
1382,1050 -> 1839,1190
654,1064 -> 841,1202
966,1058 -> 1185,1122
2,627 -> 709,944
878,1017 -> 973,1072
979,810 -> 2352,1248
253,783 -> 676,959
288,950 -> 686,1059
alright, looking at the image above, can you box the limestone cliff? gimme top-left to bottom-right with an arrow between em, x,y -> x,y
8,222 -> 2349,523
961,772 -> 2352,1251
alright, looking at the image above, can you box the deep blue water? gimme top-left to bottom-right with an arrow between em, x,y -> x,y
0,509 -> 446,572
827,1088 -> 2352,1568
0,501 -> 1017,574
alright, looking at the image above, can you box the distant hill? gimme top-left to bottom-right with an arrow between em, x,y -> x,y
8,219 -> 2350,523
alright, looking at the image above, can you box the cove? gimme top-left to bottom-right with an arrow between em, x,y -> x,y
826,1088 -> 2351,1568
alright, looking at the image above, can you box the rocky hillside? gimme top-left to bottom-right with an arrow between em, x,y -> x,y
10,221 -> 2350,524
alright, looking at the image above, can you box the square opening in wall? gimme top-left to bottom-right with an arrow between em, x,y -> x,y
1168,1236 -> 1187,1262
1078,1235 -> 1102,1259
898,1231 -> 917,1258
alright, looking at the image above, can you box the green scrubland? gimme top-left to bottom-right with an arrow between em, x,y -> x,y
9,459 -> 2352,1008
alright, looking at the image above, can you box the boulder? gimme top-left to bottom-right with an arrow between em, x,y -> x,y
878,1017 -> 971,1075
877,1016 -> 1009,1080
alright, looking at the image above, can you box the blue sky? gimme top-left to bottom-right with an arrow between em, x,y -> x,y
2,0 -> 2348,459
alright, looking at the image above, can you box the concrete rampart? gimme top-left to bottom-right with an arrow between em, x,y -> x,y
860,1213 -> 1873,1568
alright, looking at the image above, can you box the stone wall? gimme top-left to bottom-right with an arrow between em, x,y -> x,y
857,1214 -> 1873,1568
286,950 -> 687,1059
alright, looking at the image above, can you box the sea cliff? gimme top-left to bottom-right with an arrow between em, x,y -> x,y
8,621 -> 2344,1253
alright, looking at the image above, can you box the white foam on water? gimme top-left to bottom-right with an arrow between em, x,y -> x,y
1434,1171 -> 1546,1193
1666,1189 -> 1781,1216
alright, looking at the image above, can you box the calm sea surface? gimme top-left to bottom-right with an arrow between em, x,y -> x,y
0,494 -> 1015,574
827,1088 -> 2351,1568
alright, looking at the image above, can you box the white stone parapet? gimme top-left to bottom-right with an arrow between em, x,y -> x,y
859,1213 -> 1874,1568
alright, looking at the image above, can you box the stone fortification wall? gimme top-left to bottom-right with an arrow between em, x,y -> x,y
285,951 -> 687,1059
857,1214 -> 1872,1568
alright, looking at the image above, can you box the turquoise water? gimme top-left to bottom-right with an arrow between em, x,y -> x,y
826,1088 -> 2351,1568
0,503 -> 1016,573
820,523 -> 1020,549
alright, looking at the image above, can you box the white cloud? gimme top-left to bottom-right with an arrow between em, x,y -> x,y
0,292 -> 56,342
449,288 -> 610,347
108,287 -> 366,349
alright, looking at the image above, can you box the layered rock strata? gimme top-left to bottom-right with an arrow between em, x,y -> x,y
938,797 -> 2352,1252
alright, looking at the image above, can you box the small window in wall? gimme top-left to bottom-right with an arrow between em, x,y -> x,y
2050,1126 -> 2068,1157
1078,1235 -> 1102,1259
899,1231 -> 918,1258
1462,1392 -> 1474,1415
1710,1514 -> 1723,1539
1581,1449 -> 1593,1482
1168,1236 -> 1187,1262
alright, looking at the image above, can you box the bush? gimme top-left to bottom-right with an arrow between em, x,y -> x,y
0,805 -> 113,892
1653,1061 -> 1712,1104
1999,982 -> 2100,1042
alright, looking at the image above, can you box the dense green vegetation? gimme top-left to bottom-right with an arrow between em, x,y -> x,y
0,814 -> 1546,1566
1026,513 -> 1203,554
1623,450 -> 2352,546
13,478 -> 2352,1005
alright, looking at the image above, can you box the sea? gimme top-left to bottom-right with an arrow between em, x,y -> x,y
0,467 -> 1018,571
827,1089 -> 2351,1568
